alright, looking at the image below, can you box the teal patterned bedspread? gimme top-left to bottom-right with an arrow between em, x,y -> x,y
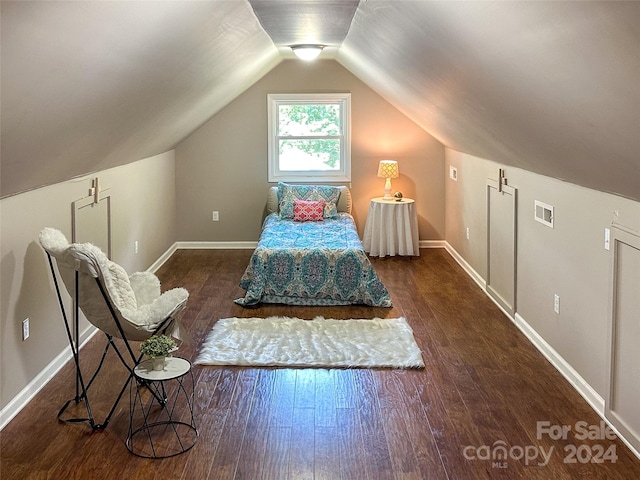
235,213 -> 392,307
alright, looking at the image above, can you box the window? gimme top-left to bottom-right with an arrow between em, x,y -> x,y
268,93 -> 351,182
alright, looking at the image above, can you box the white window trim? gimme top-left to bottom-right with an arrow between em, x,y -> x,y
267,93 -> 351,183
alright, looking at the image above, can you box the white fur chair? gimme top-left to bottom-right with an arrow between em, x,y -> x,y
39,227 -> 189,430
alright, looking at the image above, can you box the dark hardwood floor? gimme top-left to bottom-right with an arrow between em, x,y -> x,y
2,248 -> 639,479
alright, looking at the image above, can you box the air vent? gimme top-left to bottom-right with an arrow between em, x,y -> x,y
535,200 -> 554,228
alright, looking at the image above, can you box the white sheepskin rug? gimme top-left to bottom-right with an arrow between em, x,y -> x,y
195,316 -> 424,369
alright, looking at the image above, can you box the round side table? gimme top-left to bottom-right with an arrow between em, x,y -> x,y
363,197 -> 420,257
127,356 -> 197,458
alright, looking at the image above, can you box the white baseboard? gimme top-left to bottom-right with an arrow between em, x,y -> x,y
512,312 -> 605,413
182,241 -> 442,251
147,241 -> 258,273
444,242 -> 640,460
176,241 -> 258,250
511,312 -> 639,459
419,240 -> 447,249
443,242 -> 486,290
178,240 -> 440,251
443,242 -> 604,413
0,325 -> 98,431
147,242 -> 178,273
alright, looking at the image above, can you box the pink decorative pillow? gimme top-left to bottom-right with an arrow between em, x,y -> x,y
293,199 -> 326,222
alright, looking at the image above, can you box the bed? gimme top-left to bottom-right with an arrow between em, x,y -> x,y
234,184 -> 392,307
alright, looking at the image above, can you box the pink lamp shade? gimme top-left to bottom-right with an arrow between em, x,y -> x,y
377,160 -> 399,199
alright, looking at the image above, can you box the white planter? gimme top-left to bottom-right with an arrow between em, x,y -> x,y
150,356 -> 166,371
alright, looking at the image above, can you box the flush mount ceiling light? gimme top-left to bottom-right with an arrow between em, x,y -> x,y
291,44 -> 324,61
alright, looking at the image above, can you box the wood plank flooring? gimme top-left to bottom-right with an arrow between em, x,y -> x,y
2,248 -> 639,479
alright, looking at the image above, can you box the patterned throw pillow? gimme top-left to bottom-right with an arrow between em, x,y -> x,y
278,182 -> 340,219
293,199 -> 326,222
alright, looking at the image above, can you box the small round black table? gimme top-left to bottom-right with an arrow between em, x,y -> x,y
127,357 -> 197,458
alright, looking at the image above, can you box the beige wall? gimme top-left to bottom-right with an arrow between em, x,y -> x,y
0,151 -> 177,414
445,148 -> 640,399
176,60 -> 445,242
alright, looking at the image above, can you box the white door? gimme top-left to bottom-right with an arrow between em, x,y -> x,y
606,226 -> 640,452
486,179 -> 517,317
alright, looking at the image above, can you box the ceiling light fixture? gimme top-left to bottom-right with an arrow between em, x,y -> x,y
291,44 -> 324,61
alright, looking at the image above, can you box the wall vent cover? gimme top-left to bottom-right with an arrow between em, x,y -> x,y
535,200 -> 554,228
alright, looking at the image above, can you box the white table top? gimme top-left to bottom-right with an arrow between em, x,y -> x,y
371,197 -> 415,204
134,356 -> 191,381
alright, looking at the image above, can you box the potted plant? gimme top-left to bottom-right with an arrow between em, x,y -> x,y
140,334 -> 177,371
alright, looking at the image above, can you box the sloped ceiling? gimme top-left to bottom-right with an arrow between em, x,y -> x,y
2,1 -> 639,201
338,1 -> 640,201
1,1 -> 280,198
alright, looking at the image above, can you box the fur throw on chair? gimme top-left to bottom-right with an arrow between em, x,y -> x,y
39,228 -> 188,342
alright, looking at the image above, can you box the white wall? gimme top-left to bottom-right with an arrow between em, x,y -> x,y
176,60 -> 445,243
0,151 -> 178,419
445,148 -> 640,405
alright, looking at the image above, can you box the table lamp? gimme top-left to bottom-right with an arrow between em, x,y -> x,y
377,160 -> 399,199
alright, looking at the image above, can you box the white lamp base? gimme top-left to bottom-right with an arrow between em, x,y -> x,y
383,177 -> 393,199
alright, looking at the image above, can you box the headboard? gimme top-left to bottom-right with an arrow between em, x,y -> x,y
267,185 -> 352,215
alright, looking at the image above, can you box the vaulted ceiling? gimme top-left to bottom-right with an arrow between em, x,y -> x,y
2,1 -> 638,200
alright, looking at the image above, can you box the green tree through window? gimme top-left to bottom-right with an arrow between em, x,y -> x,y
278,104 -> 341,168
268,93 -> 351,182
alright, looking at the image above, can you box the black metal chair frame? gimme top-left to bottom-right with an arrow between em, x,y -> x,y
46,252 -> 174,430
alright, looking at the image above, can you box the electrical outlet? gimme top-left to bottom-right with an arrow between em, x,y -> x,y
554,294 -> 560,314
134,241 -> 139,255
212,211 -> 219,222
22,318 -> 30,341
